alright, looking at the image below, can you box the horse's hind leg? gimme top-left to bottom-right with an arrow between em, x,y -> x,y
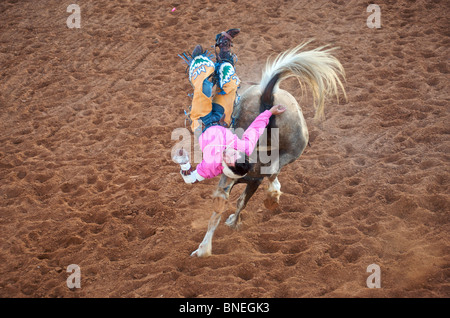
263,152 -> 298,210
264,173 -> 282,210
226,178 -> 262,229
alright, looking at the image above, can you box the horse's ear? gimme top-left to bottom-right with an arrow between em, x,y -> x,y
226,28 -> 240,38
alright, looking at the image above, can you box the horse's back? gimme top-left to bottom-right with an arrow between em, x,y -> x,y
236,85 -> 309,163
273,89 -> 309,159
233,85 -> 262,128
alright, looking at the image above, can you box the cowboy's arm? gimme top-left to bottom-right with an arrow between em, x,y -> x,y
234,110 -> 273,155
234,105 -> 286,155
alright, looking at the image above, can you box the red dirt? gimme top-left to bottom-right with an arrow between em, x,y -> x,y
0,0 -> 448,297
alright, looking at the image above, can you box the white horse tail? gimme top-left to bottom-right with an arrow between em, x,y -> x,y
259,41 -> 347,120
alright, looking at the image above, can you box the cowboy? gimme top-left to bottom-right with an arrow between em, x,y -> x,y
175,29 -> 286,183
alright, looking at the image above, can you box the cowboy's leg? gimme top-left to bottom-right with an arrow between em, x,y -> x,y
212,62 -> 240,126
188,55 -> 216,133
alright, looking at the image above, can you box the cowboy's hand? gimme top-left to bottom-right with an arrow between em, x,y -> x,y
269,104 -> 287,115
180,165 -> 194,176
181,172 -> 197,184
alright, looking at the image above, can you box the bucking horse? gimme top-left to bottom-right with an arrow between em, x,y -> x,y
191,41 -> 346,257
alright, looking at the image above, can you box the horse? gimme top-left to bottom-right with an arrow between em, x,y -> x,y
190,41 -> 347,257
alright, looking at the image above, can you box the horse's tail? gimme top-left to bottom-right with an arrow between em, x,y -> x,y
259,41 -> 346,120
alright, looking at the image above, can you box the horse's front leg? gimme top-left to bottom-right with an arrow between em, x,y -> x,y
190,210 -> 222,257
191,176 -> 236,257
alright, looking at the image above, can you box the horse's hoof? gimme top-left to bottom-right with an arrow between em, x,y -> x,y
264,197 -> 279,210
264,188 -> 281,210
190,249 -> 200,257
225,214 -> 240,229
225,214 -> 235,226
190,246 -> 211,258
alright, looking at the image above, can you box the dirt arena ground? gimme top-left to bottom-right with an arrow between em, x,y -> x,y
0,0 -> 448,298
